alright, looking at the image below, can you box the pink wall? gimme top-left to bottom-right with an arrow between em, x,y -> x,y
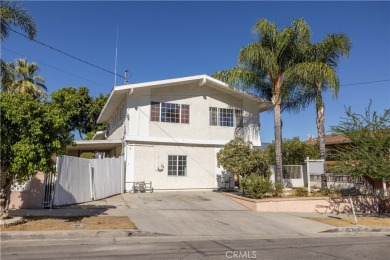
10,173 -> 45,209
225,193 -> 390,214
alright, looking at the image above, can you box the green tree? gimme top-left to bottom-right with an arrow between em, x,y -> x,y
265,137 -> 320,165
8,58 -> 47,100
213,18 -> 313,184
84,93 -> 109,139
0,1 -> 37,87
285,34 -> 351,188
330,102 -> 390,182
0,93 -> 73,219
49,87 -> 108,139
217,138 -> 270,179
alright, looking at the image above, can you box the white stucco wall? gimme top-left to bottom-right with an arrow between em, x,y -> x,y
146,83 -> 260,143
106,81 -> 263,145
130,143 -> 217,190
126,88 -> 151,137
107,98 -> 126,140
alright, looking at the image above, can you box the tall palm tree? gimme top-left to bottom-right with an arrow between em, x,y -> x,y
0,1 -> 37,92
0,0 -> 37,41
9,58 -> 47,100
286,34 -> 351,189
213,18 -> 313,184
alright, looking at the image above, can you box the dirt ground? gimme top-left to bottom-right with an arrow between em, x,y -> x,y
306,216 -> 390,227
0,216 -> 136,231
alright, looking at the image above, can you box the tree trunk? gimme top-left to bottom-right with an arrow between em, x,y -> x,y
0,169 -> 13,219
274,102 -> 283,184
316,82 -> 327,190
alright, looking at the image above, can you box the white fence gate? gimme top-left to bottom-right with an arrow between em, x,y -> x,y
53,156 -> 123,206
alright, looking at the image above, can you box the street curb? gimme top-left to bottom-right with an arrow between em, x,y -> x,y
0,229 -> 168,241
322,227 -> 390,233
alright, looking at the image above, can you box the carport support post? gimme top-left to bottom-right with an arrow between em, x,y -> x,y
349,196 -> 357,225
306,157 -> 311,196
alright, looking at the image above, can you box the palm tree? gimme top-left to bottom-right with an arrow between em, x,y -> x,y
0,0 -> 37,42
0,1 -> 37,93
213,18 -> 313,184
9,58 -> 47,100
286,34 -> 351,189
0,60 -> 15,91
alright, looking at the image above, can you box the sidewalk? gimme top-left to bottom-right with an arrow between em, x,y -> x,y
2,192 -> 390,241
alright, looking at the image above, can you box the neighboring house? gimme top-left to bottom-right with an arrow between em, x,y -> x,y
304,134 -> 352,163
68,75 -> 273,191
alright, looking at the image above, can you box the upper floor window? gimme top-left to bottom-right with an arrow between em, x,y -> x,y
151,102 -> 189,124
209,107 -> 243,127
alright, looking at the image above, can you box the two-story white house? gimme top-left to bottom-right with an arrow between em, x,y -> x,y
68,75 -> 272,191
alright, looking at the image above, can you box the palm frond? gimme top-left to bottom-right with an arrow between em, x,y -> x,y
238,43 -> 278,77
0,1 -> 37,41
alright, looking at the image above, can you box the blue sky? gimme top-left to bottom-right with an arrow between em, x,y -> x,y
2,1 -> 389,142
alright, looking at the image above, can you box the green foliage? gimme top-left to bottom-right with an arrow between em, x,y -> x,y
6,58 -> 47,100
265,137 -> 320,165
330,102 -> 390,181
0,1 -> 37,42
0,93 -> 73,183
49,87 -> 108,139
273,183 -> 285,197
240,174 -> 274,199
240,174 -> 283,199
80,152 -> 95,159
217,138 -> 270,179
294,187 -> 308,197
84,93 -> 109,139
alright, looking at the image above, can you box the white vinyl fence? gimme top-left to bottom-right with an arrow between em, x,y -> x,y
270,159 -> 325,189
53,156 -> 123,206
270,165 -> 304,188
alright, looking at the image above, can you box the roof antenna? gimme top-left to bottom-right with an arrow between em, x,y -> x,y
124,69 -> 129,84
114,26 -> 119,86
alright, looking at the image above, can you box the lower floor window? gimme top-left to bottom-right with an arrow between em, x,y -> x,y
168,155 -> 187,176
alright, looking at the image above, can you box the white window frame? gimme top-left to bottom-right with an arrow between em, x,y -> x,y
168,155 -> 187,176
151,102 -> 190,124
209,107 -> 243,127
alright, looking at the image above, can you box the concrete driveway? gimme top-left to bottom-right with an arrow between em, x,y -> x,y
109,191 -> 334,237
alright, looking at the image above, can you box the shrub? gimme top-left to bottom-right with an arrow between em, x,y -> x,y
80,152 -> 95,159
294,188 -> 308,197
240,173 -> 284,199
217,138 -> 270,179
273,183 -> 285,197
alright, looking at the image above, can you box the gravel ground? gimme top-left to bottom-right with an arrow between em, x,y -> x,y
0,216 -> 136,231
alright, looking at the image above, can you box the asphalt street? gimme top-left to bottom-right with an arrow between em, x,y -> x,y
2,235 -> 390,259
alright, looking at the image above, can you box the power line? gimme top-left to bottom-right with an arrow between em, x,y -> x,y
2,47 -> 108,88
9,28 -> 127,80
340,79 -> 389,86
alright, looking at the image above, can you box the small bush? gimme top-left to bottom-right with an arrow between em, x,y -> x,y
80,152 -> 94,159
294,188 -> 308,197
240,173 -> 283,199
273,183 -> 284,197
321,188 -> 331,196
